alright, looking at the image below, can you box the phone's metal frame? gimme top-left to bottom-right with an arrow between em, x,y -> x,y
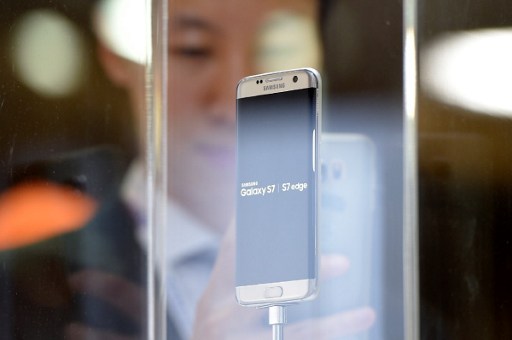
235,68 -> 322,307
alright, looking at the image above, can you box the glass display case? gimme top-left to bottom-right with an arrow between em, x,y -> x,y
0,0 -> 411,338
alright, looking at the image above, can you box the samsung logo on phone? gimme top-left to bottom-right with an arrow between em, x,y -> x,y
241,181 -> 258,188
263,83 -> 285,91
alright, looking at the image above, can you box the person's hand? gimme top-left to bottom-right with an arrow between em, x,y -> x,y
64,269 -> 145,340
191,223 -> 375,340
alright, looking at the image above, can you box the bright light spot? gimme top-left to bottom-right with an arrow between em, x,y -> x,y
255,12 -> 321,73
11,9 -> 87,98
94,0 -> 148,64
421,28 -> 512,117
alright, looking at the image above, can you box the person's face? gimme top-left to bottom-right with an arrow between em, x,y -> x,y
168,0 -> 319,233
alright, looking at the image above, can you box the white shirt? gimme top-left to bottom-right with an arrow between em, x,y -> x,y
122,162 -> 220,339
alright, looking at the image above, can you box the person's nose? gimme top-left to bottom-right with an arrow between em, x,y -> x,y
207,51 -> 254,124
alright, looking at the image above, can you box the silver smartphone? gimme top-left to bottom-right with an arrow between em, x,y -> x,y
235,68 -> 321,307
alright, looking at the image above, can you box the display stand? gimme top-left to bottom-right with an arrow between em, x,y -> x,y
268,305 -> 287,340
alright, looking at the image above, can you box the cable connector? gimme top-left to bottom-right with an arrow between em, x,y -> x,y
268,305 -> 287,340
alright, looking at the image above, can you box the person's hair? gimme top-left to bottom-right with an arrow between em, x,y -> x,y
319,0 -> 332,24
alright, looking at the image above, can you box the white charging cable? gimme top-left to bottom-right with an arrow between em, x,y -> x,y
268,305 -> 287,340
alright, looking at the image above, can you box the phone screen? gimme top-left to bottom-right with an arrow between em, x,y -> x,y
236,87 -> 317,287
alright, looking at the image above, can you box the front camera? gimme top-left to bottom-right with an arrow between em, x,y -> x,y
293,76 -> 298,83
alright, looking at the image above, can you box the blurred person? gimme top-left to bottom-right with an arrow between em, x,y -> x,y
95,0 -> 376,338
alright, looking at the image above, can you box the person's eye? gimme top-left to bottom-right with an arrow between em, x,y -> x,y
170,46 -> 213,59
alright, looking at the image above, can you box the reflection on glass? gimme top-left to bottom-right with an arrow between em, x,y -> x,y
254,11 -> 321,72
418,0 -> 512,338
313,134 -> 378,329
94,0 -> 149,64
0,181 -> 97,251
0,0 -> 145,338
421,28 -> 512,117
10,9 -> 88,98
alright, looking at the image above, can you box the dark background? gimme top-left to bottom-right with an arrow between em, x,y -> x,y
417,0 -> 512,339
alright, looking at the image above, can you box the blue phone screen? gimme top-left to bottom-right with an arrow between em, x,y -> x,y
236,88 -> 317,286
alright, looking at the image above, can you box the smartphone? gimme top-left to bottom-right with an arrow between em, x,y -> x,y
317,133 -> 380,339
235,68 -> 321,307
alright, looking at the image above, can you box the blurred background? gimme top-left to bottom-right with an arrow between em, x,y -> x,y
417,0 -> 512,339
0,0 -> 136,186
